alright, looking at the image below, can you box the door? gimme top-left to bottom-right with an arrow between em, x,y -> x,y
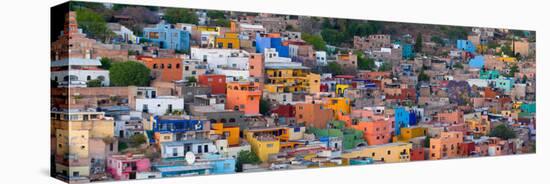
129,172 -> 136,180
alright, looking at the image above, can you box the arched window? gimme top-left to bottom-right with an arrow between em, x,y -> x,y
168,64 -> 172,69
69,75 -> 78,81
153,64 -> 158,69
87,76 -> 91,81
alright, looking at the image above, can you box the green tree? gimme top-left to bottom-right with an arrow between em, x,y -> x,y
424,135 -> 431,148
321,28 -> 346,46
235,150 -> 261,172
99,58 -> 112,70
378,62 -> 392,72
207,10 -> 226,19
87,79 -> 102,87
260,98 -> 271,116
489,124 -> 517,140
109,61 -> 151,86
75,8 -> 114,42
507,64 -> 519,77
164,8 -> 198,24
418,69 -> 430,82
414,33 -> 423,53
453,62 -> 464,69
302,33 -> 327,51
431,36 -> 445,46
327,62 -> 343,75
356,51 -> 375,70
186,76 -> 197,83
128,134 -> 147,147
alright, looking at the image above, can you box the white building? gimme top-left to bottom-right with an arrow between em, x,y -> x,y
160,139 -> 218,158
190,48 -> 250,70
315,51 -> 327,65
51,58 -> 110,87
107,23 -> 139,44
136,96 -> 184,116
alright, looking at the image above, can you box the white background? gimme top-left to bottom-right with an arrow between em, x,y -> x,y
0,0 -> 546,183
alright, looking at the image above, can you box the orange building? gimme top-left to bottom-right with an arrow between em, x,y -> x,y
226,82 -> 262,115
248,53 -> 264,80
211,123 -> 240,146
295,102 -> 334,129
435,111 -> 464,125
351,119 -> 393,145
429,131 -> 464,160
141,57 -> 183,82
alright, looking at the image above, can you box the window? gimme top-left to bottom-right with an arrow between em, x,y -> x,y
167,64 -> 172,69
185,66 -> 189,71
176,64 -> 180,68
387,150 -> 391,155
198,145 -> 203,153
267,144 -> 274,148
172,148 -> 178,157
228,43 -> 233,49
204,145 -> 209,152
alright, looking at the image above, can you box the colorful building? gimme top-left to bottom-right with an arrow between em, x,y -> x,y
225,82 -> 262,115
143,22 -> 190,52
457,39 -> 476,53
151,116 -> 210,145
215,32 -> 240,49
141,57 -> 183,82
255,32 -> 289,57
393,127 -> 428,142
211,123 -> 240,146
402,44 -> 414,59
295,102 -> 334,129
429,131 -> 464,160
324,97 -> 351,119
351,119 -> 393,146
342,142 -> 412,163
198,74 -> 227,94
106,154 -> 151,180
264,65 -> 320,93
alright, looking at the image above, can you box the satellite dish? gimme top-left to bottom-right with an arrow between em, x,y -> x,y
185,152 -> 196,165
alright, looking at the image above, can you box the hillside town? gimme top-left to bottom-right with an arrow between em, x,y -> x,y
51,2 -> 536,183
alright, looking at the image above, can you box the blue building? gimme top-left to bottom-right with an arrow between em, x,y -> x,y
255,33 -> 289,57
394,107 -> 413,135
143,22 -> 190,52
150,116 -> 208,143
468,55 -> 485,68
457,40 -> 476,53
492,77 -> 514,92
203,154 -> 236,174
520,102 -> 536,114
402,44 -> 414,59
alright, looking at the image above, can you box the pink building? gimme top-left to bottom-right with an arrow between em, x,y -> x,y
107,154 -> 151,180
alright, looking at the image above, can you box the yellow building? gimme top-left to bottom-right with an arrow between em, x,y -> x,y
335,84 -> 350,96
244,128 -> 282,162
324,97 -> 351,119
466,119 -> 491,136
393,127 -> 428,142
265,66 -> 320,94
342,142 -> 412,163
215,32 -> 240,49
211,123 -> 240,146
497,56 -> 517,63
51,111 -> 113,180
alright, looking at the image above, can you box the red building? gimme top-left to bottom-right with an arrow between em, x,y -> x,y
198,74 -> 227,94
271,104 -> 296,118
410,147 -> 426,161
